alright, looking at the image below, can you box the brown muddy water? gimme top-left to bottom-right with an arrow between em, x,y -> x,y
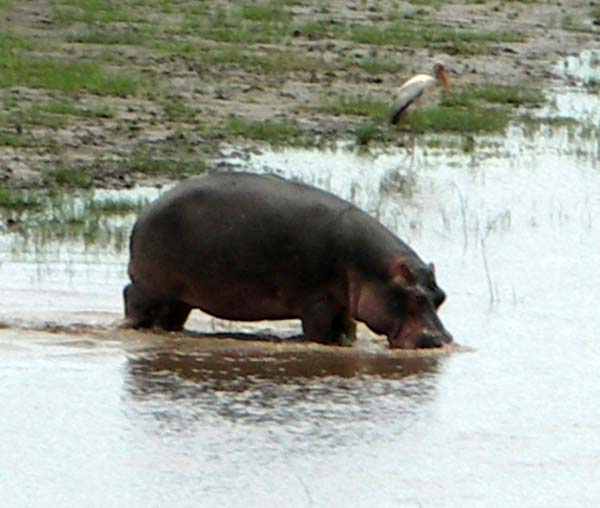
1,52 -> 600,507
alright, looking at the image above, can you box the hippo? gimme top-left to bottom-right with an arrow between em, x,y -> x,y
123,172 -> 452,349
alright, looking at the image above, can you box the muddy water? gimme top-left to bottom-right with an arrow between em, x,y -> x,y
2,55 -> 600,507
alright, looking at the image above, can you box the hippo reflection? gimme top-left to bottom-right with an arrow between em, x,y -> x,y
124,173 -> 452,349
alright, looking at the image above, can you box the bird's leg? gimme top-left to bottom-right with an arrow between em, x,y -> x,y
409,133 -> 416,172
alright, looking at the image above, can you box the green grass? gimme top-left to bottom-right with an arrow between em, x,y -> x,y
316,83 -> 542,136
42,165 -> 95,188
152,42 -> 320,73
126,151 -> 207,176
321,95 -> 389,120
0,99 -> 113,129
404,0 -> 443,7
397,106 -> 511,134
192,24 -> 286,44
85,197 -> 148,214
181,3 -> 291,43
586,78 -> 600,94
355,57 -> 406,75
0,53 -> 145,96
448,84 -> 545,107
224,116 -> 306,145
160,95 -> 197,122
0,131 -> 35,147
293,20 -> 345,39
35,99 -> 114,118
237,2 -> 291,23
354,122 -> 382,146
51,0 -> 133,23
0,189 -> 42,209
593,4 -> 600,23
349,23 -> 525,54
1,108 -> 68,129
560,14 -> 595,32
0,129 -> 60,150
0,0 -> 15,10
0,32 -> 35,51
66,30 -> 149,45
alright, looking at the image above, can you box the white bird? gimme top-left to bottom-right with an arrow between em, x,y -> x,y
389,63 -> 451,125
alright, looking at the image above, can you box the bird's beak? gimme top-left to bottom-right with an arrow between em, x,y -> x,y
439,68 -> 451,96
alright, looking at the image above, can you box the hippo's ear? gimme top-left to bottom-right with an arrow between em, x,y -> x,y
388,257 -> 416,286
428,262 -> 436,275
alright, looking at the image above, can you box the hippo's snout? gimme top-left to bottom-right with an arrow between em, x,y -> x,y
414,330 -> 453,349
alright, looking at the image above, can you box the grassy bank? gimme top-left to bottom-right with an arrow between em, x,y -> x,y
0,0 -> 597,188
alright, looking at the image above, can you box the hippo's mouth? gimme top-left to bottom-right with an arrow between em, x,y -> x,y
387,322 -> 411,349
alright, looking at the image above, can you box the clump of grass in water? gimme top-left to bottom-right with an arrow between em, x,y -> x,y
586,78 -> 600,94
3,191 -> 146,252
85,197 -> 149,215
0,189 -> 42,210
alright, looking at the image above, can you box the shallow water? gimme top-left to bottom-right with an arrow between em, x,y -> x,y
1,53 -> 600,507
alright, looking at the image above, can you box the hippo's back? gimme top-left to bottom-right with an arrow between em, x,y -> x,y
131,172 -> 354,250
128,172 -> 363,315
152,172 -> 352,218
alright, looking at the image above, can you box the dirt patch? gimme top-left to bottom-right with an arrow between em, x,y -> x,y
0,0 -> 598,190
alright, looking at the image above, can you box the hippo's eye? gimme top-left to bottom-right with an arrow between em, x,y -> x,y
387,287 -> 409,315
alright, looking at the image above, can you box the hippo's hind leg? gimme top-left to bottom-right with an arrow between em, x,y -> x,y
123,283 -> 191,331
301,297 -> 356,347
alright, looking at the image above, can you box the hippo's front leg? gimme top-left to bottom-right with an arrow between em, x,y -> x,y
124,282 -> 158,328
301,297 -> 357,347
123,282 -> 191,331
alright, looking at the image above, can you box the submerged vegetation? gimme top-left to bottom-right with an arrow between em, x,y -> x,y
1,188 -> 151,251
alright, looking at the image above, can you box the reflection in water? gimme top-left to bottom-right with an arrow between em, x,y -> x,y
124,340 -> 444,449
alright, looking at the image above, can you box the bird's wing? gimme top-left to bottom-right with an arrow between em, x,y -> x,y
389,74 -> 436,124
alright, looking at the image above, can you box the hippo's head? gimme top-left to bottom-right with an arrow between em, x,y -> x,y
354,258 -> 452,349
